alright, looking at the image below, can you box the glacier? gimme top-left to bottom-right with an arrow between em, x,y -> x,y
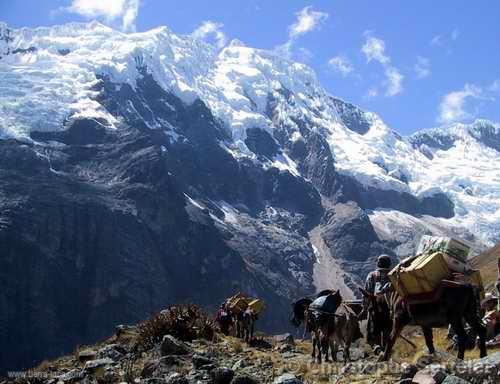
0,21 -> 499,247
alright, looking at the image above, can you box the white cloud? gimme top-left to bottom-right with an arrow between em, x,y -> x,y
365,87 -> 378,99
414,56 -> 431,79
438,84 -> 483,124
431,29 -> 460,48
361,31 -> 403,97
65,0 -> 140,32
289,6 -> 328,39
275,6 -> 328,60
192,21 -> 227,49
361,32 -> 390,65
384,67 -> 404,96
328,55 -> 354,77
490,79 -> 500,92
431,34 -> 443,46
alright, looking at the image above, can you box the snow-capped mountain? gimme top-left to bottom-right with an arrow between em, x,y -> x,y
0,21 -> 499,371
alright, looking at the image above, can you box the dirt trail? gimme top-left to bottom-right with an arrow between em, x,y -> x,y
309,226 -> 355,300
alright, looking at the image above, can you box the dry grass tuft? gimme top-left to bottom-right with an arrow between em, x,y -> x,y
137,304 -> 216,350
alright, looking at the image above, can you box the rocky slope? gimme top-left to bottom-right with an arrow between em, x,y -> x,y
2,305 -> 499,384
0,21 -> 499,373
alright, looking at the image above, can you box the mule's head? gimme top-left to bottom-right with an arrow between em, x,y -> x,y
290,298 -> 312,327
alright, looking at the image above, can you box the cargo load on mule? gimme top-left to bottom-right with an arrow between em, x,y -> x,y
389,236 -> 484,304
226,293 -> 266,315
309,291 -> 343,314
416,235 -> 470,272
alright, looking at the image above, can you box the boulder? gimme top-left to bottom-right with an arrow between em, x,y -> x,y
141,356 -> 185,377
232,359 -> 247,371
97,344 -> 126,360
412,366 -> 448,384
83,358 -> 114,372
274,333 -> 295,345
400,362 -> 419,380
160,335 -> 191,356
77,349 -> 96,363
192,354 -> 214,369
451,352 -> 500,384
441,376 -> 471,384
210,367 -> 234,384
273,373 -> 303,384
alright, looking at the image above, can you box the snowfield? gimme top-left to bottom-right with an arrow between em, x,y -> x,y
0,21 -> 499,246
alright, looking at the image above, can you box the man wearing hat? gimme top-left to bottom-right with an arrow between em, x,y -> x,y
361,254 -> 392,349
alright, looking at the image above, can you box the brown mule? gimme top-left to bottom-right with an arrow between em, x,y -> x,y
360,282 -> 487,361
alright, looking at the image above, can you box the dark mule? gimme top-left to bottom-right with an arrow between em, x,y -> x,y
361,281 -> 487,361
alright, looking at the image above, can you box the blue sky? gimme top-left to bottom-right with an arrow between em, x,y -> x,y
1,0 -> 499,135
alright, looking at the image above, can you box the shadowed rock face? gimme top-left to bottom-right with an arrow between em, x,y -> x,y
330,98 -> 372,135
0,76 -> 322,373
0,74 -> 457,374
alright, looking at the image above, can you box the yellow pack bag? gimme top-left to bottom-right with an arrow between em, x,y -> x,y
247,299 -> 265,314
389,252 -> 451,297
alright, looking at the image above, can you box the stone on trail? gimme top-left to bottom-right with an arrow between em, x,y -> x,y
412,366 -> 448,384
441,376 -> 471,384
160,335 -> 191,356
274,333 -> 295,345
273,373 -> 303,384
210,367 -> 235,384
192,353 -> 214,369
83,358 -> 114,372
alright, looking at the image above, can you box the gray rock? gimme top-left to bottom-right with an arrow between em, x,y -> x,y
141,355 -> 185,377
97,344 -> 126,360
412,366 -> 448,384
273,373 -> 303,384
83,358 -> 114,372
232,359 -> 247,371
77,349 -> 96,363
400,362 -> 419,380
192,354 -> 214,369
274,333 -> 295,345
210,367 -> 234,384
166,373 -> 189,384
161,335 -> 191,356
451,352 -> 500,384
441,376 -> 471,384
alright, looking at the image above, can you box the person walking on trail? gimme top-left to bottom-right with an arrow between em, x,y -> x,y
360,254 -> 392,348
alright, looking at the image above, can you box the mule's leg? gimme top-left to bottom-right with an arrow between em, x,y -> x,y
381,318 -> 403,361
451,321 -> 467,360
250,319 -> 255,342
330,338 -> 338,362
422,327 -> 435,354
311,333 -> 317,361
344,340 -> 351,363
466,312 -> 487,358
323,337 -> 330,362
